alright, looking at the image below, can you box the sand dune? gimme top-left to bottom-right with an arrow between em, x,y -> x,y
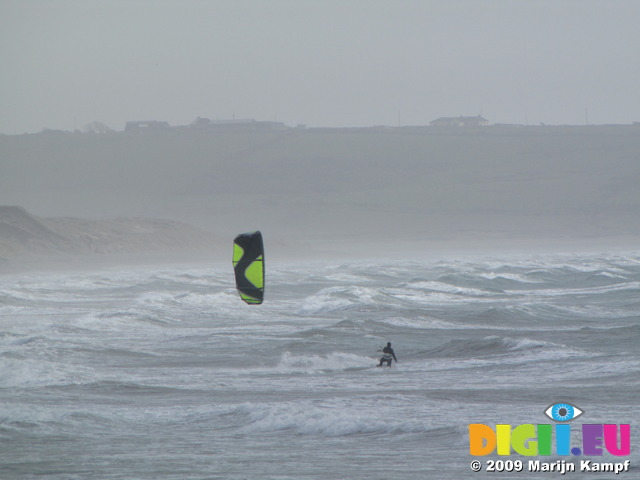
0,206 -> 223,270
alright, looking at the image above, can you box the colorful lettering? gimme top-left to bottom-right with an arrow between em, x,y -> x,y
469,423 -> 631,457
556,424 -> 571,456
469,424 -> 495,456
511,424 -> 537,455
537,424 -> 552,455
583,424 -> 604,455
604,424 -> 631,456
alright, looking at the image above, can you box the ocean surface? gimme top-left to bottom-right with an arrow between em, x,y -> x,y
1,252 -> 639,479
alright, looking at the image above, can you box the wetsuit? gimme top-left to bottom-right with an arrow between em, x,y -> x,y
378,345 -> 397,367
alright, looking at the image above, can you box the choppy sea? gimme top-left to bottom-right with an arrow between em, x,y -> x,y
1,252 -> 639,479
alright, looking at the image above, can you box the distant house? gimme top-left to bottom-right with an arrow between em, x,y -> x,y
125,121 -> 170,133
430,115 -> 489,127
189,117 -> 287,131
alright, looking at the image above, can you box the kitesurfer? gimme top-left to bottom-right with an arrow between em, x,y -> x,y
378,342 -> 397,367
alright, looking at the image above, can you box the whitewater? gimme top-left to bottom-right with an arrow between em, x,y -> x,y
1,252 -> 639,479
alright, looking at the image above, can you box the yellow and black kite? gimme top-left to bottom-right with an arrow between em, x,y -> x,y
232,231 -> 265,304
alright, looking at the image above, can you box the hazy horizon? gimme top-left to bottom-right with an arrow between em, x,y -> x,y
2,1 -> 640,264
2,0 -> 640,134
2,126 -> 639,263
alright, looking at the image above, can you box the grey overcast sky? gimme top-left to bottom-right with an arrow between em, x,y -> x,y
1,0 -> 639,134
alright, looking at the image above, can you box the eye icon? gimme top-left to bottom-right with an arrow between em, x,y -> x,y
544,402 -> 584,422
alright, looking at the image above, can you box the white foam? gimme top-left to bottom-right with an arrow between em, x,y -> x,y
297,286 -> 380,315
235,399 -> 437,436
479,272 -> 543,283
273,351 -> 373,373
388,289 -> 497,306
493,335 -> 591,364
505,280 -> 640,297
0,356 -> 96,388
297,291 -> 352,315
382,316 -> 471,330
403,280 -> 492,296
